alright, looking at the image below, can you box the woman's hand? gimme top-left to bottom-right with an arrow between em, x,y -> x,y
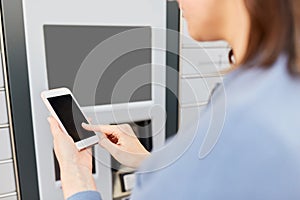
48,117 -> 97,199
82,123 -> 150,169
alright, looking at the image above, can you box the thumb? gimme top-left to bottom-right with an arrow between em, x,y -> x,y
48,117 -> 61,138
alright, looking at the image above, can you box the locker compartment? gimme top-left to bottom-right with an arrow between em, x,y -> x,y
0,61 -> 4,88
181,59 -> 230,75
0,162 -> 16,195
0,55 -> 4,88
180,48 -> 230,72
0,195 -> 17,200
0,129 -> 12,161
180,77 -> 222,105
0,92 -> 8,125
179,106 -> 205,130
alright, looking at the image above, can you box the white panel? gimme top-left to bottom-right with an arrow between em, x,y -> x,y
181,59 -> 230,75
122,173 -> 136,191
180,48 -> 229,73
22,1 -> 166,199
0,55 -> 4,88
0,195 -> 17,200
179,106 -> 205,131
180,77 -> 222,105
0,92 -> 8,125
0,162 -> 16,195
0,129 -> 12,161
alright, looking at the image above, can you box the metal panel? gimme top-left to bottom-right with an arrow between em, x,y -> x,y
0,56 -> 4,88
21,0 -> 166,199
180,77 -> 222,105
181,59 -> 230,76
0,194 -> 17,200
0,0 -> 39,199
0,162 -> 16,195
179,106 -> 205,132
181,48 -> 230,67
0,92 -> 8,124
0,1 -> 170,199
166,1 -> 180,138
0,128 -> 12,160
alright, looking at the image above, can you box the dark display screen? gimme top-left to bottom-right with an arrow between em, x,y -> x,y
48,94 -> 95,142
44,25 -> 152,106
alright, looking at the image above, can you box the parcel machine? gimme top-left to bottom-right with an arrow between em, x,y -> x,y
0,0 -> 180,199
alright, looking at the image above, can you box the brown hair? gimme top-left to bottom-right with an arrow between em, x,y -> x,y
234,0 -> 299,76
292,0 -> 300,68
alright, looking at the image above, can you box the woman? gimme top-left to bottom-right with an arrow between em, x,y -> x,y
48,0 -> 300,199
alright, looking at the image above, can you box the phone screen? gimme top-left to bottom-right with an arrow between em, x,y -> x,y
47,94 -> 96,142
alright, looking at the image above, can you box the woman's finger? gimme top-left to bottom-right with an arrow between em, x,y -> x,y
99,136 -> 119,156
82,123 -> 116,135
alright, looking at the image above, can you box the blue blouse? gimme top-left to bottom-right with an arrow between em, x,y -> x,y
68,56 -> 300,200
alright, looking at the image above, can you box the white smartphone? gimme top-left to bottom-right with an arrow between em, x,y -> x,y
41,87 -> 99,150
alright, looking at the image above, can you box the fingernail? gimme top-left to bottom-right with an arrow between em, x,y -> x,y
47,117 -> 51,123
82,122 -> 87,127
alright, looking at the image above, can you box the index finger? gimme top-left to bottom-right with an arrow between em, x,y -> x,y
82,123 -> 117,135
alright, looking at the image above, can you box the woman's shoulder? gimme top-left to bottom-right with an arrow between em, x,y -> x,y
223,55 -> 300,118
211,54 -> 300,157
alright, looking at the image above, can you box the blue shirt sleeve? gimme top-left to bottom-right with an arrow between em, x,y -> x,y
67,191 -> 102,200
